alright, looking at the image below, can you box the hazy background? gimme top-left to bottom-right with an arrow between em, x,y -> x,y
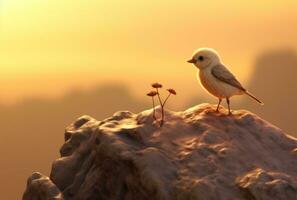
0,0 -> 297,199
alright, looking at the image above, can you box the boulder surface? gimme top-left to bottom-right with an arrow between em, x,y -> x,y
23,104 -> 297,200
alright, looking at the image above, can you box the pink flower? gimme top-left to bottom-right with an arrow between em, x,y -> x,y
147,91 -> 158,97
167,89 -> 177,95
151,82 -> 163,88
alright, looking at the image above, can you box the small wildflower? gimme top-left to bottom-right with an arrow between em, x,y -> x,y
147,91 -> 158,97
167,89 -> 177,95
147,82 -> 176,127
151,82 -> 163,88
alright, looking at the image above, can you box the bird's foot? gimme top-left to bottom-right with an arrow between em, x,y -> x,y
228,111 -> 233,115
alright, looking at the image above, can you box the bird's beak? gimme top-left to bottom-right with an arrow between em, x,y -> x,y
187,58 -> 196,63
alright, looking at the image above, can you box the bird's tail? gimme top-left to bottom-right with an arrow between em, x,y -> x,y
245,91 -> 264,105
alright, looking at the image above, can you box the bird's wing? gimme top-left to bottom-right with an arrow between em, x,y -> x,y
211,64 -> 246,91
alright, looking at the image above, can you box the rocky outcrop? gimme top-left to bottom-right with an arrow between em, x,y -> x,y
23,172 -> 63,200
237,168 -> 297,200
23,104 -> 297,200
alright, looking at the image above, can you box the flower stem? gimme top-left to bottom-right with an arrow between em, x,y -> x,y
162,93 -> 171,107
156,88 -> 163,106
160,93 -> 171,127
156,88 -> 164,126
152,97 -> 156,120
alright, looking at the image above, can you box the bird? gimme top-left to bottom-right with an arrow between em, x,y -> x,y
187,48 -> 263,115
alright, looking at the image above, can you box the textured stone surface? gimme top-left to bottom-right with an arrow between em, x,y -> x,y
23,172 -> 63,200
23,104 -> 297,200
237,168 -> 297,200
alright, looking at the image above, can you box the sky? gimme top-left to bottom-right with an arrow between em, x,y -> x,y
0,0 -> 297,105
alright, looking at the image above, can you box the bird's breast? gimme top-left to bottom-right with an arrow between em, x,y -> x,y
198,69 -> 241,98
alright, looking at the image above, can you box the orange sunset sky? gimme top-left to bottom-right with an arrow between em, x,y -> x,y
0,0 -> 297,105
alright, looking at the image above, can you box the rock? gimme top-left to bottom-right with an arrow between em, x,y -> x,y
23,104 -> 297,200
237,168 -> 297,200
23,172 -> 63,200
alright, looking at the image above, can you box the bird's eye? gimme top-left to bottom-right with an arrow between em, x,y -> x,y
198,56 -> 204,61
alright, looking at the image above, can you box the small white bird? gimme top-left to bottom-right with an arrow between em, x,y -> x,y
187,48 -> 263,114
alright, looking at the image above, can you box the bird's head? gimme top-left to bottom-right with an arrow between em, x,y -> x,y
187,48 -> 221,70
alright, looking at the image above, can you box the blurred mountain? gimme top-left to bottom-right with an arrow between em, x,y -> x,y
0,83 -> 149,200
5,48 -> 297,199
243,48 -> 297,135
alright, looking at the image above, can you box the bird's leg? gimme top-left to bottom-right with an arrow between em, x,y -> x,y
216,98 -> 222,112
226,98 -> 232,115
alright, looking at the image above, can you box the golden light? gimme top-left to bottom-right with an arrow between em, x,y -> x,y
0,0 -> 296,104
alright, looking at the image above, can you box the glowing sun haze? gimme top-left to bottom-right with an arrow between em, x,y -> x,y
0,0 -> 297,104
